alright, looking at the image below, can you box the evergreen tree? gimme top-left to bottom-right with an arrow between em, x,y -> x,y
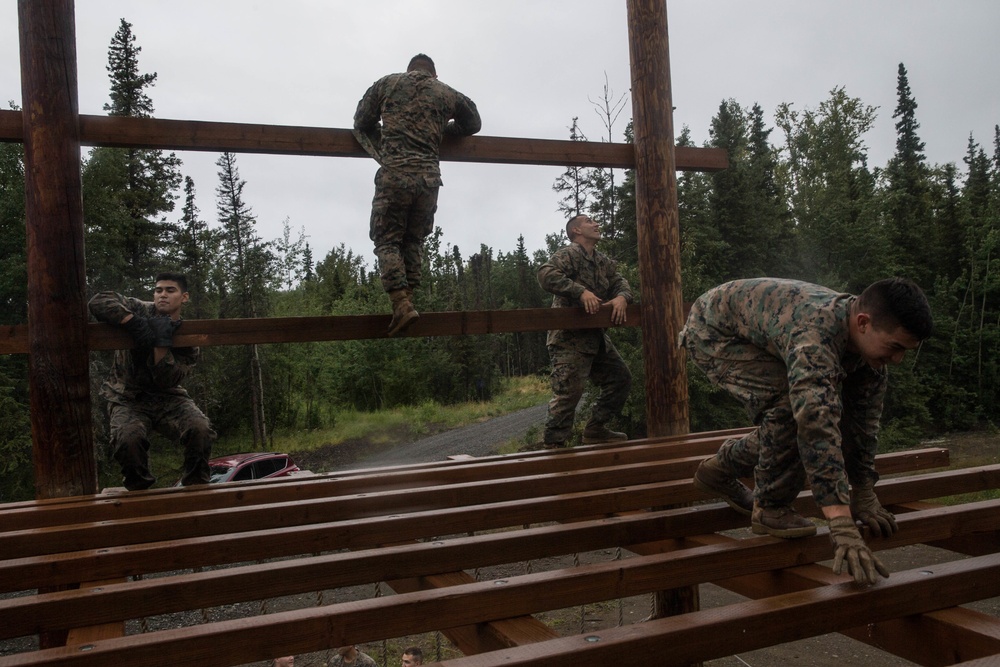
169,176 -> 218,319
883,63 -> 935,286
302,242 -> 314,283
931,164 -> 965,284
0,120 -> 27,324
745,103 -> 797,277
83,18 -> 182,292
215,151 -> 276,447
552,117 -> 591,217
0,114 -> 32,500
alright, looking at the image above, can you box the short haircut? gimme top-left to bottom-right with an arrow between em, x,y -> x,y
566,214 -> 588,241
403,646 -> 424,663
155,271 -> 189,293
857,277 -> 933,340
407,54 -> 436,75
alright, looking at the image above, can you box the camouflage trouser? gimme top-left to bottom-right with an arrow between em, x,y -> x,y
369,168 -> 440,293
682,331 -> 806,508
108,394 -> 216,490
543,338 -> 631,444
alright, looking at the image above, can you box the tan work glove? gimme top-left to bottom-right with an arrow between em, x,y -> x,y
829,516 -> 890,585
850,482 -> 898,538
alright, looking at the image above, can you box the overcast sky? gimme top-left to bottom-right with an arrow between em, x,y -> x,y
3,1 -> 998,271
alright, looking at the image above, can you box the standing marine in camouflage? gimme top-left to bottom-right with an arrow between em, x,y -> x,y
353,53 -> 481,336
537,214 -> 633,447
89,272 -> 216,490
681,277 -> 932,585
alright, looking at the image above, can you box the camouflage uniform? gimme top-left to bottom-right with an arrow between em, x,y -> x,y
328,651 -> 378,667
538,242 -> 633,444
680,278 -> 886,509
89,292 -> 216,490
354,68 -> 481,293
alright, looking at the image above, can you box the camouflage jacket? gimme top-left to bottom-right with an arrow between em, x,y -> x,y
327,653 -> 378,667
537,242 -> 633,352
683,278 -> 886,505
88,291 -> 198,404
353,69 -> 481,182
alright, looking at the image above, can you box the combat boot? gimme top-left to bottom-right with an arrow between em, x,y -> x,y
693,454 -> 754,516
581,424 -> 628,444
751,503 -> 817,538
387,289 -> 419,337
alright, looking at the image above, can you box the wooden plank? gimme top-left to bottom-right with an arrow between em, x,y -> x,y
0,428 -> 754,519
6,509 -> 1000,667
847,607 -> 1000,666
0,429 -> 746,530
0,109 -> 729,172
0,457 -> 714,559
425,554 -> 1000,667
0,449 -> 966,562
1,304 -> 645,354
63,580 -> 126,645
682,530 -> 1000,665
0,479 -> 716,592
0,505 -> 738,639
3,474 -> 995,639
387,571 -> 560,654
0,447 -> 959,594
0,435 -> 942,529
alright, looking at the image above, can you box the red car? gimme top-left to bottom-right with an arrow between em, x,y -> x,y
204,452 -> 300,484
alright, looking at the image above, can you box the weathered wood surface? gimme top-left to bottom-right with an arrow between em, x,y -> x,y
0,447 -> 951,594
18,0 -> 96,501
3,432 -> 998,667
627,0 -> 688,440
0,461 -> 979,640
0,109 -> 728,171
685,532 -> 1000,666
430,554 -> 1000,667
0,304 -> 647,354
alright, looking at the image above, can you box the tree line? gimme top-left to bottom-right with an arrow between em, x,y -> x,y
1,19 -> 998,499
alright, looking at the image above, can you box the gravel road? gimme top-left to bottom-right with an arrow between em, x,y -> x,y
343,404 -> 547,469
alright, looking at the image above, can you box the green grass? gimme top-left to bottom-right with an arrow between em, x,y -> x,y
222,374 -> 550,455
135,375 -> 548,488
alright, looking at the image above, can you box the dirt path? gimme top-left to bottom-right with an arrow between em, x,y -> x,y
342,403 -> 548,469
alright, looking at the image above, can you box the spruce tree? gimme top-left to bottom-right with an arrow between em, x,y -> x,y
884,63 -> 934,285
552,117 -> 591,217
83,18 -> 181,291
170,176 -> 218,319
215,151 -> 275,447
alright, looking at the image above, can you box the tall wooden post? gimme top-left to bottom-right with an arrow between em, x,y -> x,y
627,0 -> 698,630
627,0 -> 688,438
19,0 -> 96,500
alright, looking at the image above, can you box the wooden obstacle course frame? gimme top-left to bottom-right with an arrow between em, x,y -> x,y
4,1 -> 1000,665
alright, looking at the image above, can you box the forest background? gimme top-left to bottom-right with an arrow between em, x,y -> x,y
0,20 -> 998,500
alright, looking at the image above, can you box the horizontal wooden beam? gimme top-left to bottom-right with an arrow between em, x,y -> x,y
0,430 -> 752,530
681,530 -> 1000,665
0,304 -> 645,354
9,506 -> 1000,666
0,451 -> 973,595
5,498 -> 995,642
0,108 -> 728,170
0,447 -> 958,564
0,444 -> 944,536
430,552 -> 1000,667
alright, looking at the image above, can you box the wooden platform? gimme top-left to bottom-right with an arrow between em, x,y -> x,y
1,429 -> 998,666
